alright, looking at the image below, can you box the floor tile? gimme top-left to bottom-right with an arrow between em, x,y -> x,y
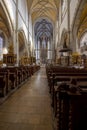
0,67 -> 55,130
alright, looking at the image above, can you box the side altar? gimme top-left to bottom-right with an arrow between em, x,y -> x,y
3,43 -> 17,66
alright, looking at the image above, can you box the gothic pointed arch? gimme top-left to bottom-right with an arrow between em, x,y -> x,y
18,29 -> 28,59
0,2 -> 14,60
0,1 -> 13,38
72,0 -> 87,52
34,18 -> 54,64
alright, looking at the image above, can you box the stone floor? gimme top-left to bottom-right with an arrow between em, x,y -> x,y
0,67 -> 56,130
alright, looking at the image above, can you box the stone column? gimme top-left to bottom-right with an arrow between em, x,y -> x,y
47,39 -> 51,59
36,40 -> 38,60
37,40 -> 40,59
14,0 -> 19,66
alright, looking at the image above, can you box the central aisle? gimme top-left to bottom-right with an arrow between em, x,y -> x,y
0,67 -> 55,130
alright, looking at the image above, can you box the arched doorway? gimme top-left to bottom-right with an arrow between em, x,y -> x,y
18,30 -> 27,60
72,0 -> 87,53
0,3 -> 12,61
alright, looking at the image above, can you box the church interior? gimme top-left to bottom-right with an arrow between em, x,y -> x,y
0,0 -> 87,130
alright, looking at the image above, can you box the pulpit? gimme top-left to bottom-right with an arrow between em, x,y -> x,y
59,33 -> 72,66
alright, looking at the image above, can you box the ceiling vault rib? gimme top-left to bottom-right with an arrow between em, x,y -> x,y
27,0 -> 59,23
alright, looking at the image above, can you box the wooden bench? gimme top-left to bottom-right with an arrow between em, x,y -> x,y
54,84 -> 87,130
0,75 -> 6,96
0,68 -> 10,93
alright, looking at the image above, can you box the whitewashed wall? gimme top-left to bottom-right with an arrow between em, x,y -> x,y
18,0 -> 28,41
3,0 -> 16,28
18,0 -> 27,23
29,14 -> 33,45
70,0 -> 79,28
59,13 -> 68,40
55,21 -> 58,49
3,0 -> 30,41
18,0 -> 28,26
58,0 -> 68,43
58,0 -> 80,45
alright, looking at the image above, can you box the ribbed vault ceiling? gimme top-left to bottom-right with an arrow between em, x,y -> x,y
0,3 -> 11,37
27,0 -> 59,23
77,3 -> 87,39
27,0 -> 59,41
34,19 -> 53,38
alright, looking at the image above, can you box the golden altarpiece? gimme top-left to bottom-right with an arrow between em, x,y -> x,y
20,54 -> 36,66
69,52 -> 87,68
3,43 -> 17,66
20,53 -> 31,66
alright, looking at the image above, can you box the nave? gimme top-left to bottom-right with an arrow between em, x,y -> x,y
0,67 -> 55,130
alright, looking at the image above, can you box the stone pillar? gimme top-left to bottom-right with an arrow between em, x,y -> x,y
14,0 -> 19,66
36,41 -> 38,60
47,39 -> 51,59
38,39 -> 40,49
51,37 -> 54,60
37,40 -> 40,59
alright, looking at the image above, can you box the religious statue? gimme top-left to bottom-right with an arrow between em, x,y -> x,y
8,42 -> 14,54
63,33 -> 68,48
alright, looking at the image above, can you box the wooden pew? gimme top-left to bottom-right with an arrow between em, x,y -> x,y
0,68 -> 10,93
52,75 -> 87,109
55,83 -> 87,130
46,66 -> 87,121
0,75 -> 6,96
7,67 -> 18,89
0,65 -> 40,99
